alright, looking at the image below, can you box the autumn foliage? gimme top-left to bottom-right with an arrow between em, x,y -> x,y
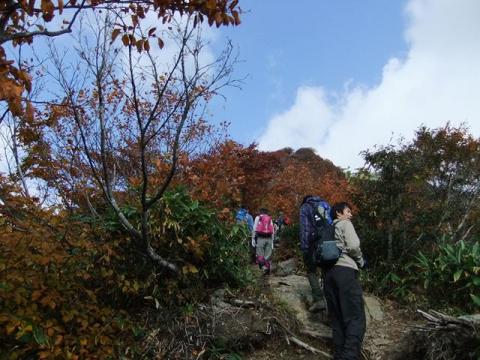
182,142 -> 352,221
0,0 -> 241,115
3,0 -> 480,355
0,181 -> 136,358
0,2 -> 251,357
0,179 -> 252,358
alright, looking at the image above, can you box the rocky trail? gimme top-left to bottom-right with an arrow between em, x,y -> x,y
144,255 -> 478,359
209,258 -> 419,360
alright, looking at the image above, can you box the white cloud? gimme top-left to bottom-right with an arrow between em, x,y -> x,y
257,0 -> 480,170
259,87 -> 334,148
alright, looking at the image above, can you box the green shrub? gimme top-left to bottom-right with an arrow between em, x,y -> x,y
361,263 -> 418,305
98,187 -> 253,306
155,188 -> 253,288
414,240 -> 480,312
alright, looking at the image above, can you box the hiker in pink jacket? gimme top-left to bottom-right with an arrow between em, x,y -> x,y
252,208 -> 275,274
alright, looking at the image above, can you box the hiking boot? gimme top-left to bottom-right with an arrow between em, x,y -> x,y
308,300 -> 326,313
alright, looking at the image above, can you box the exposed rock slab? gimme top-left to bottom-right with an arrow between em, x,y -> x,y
269,274 -> 386,339
211,300 -> 268,349
269,274 -> 332,339
364,295 -> 384,326
275,258 -> 297,277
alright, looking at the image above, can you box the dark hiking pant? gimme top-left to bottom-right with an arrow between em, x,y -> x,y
324,266 -> 366,360
303,248 -> 323,302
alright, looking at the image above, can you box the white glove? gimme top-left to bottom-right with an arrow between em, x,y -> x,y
251,238 -> 256,247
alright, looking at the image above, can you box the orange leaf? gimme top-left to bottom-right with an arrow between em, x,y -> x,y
148,27 -> 156,37
31,290 -> 43,301
24,325 -> 33,332
143,40 -> 150,52
6,324 -> 17,335
55,335 -> 63,345
206,0 -> 216,10
232,10 -> 241,25
214,12 -> 223,27
158,38 -> 164,49
135,39 -> 143,53
38,351 -> 51,359
111,29 -> 121,42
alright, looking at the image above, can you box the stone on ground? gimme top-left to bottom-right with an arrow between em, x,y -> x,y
269,274 -> 332,339
269,274 -> 386,340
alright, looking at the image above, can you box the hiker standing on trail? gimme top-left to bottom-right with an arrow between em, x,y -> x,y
299,195 -> 328,312
252,208 -> 275,274
324,202 -> 366,360
236,206 -> 255,261
273,211 -> 290,248
235,205 -> 254,232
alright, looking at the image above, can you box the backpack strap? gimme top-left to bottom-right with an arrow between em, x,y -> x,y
332,221 -> 347,256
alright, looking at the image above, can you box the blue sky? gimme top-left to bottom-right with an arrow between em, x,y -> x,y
208,0 -> 480,170
215,0 -> 407,140
2,0 -> 479,174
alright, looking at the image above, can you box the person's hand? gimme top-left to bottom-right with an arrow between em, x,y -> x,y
360,257 -> 368,269
251,238 -> 256,247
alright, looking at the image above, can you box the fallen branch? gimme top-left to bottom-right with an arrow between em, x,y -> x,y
417,309 -> 477,329
429,310 -> 472,326
407,309 -> 480,360
268,315 -> 332,358
300,328 -> 332,340
417,309 -> 441,324
288,336 -> 332,358
224,298 -> 256,308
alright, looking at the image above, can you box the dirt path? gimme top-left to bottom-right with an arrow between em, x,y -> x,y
362,299 -> 418,359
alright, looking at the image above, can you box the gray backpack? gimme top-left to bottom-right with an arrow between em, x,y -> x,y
313,207 -> 341,268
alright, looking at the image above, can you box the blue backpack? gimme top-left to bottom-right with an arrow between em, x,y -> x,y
312,201 -> 341,268
235,208 -> 254,231
235,208 -> 247,223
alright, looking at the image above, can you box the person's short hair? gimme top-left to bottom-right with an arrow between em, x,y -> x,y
259,208 -> 269,214
330,202 -> 351,220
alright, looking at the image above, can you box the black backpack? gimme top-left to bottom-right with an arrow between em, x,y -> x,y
312,203 -> 341,268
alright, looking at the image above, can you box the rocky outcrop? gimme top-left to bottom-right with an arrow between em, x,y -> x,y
274,258 -> 297,277
364,295 -> 384,326
269,274 -> 332,339
269,274 -> 385,340
210,290 -> 269,349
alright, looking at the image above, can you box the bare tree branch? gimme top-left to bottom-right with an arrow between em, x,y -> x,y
40,13 -> 239,275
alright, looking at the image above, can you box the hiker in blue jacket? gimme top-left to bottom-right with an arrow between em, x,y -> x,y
236,205 -> 255,261
235,205 -> 254,232
299,195 -> 327,312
